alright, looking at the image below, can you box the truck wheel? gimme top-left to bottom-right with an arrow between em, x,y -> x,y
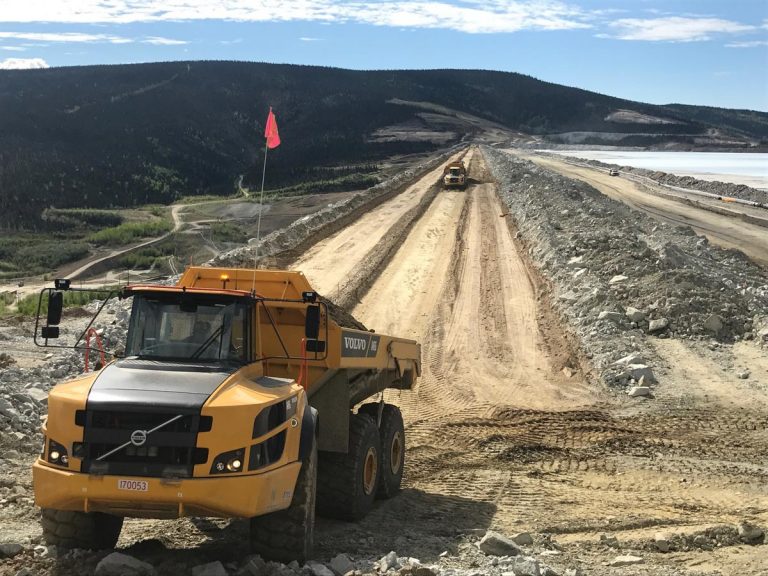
317,413 -> 381,521
377,404 -> 405,499
41,509 -> 123,549
250,440 -> 316,563
359,403 -> 405,499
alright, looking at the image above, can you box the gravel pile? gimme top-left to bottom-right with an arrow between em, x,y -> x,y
0,298 -> 130,456
0,529 -> 598,576
482,146 -> 768,387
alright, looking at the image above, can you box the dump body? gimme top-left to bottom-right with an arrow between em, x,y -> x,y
34,267 -> 420,522
443,161 -> 467,189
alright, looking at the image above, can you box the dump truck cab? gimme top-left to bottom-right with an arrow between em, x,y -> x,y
33,267 -> 420,561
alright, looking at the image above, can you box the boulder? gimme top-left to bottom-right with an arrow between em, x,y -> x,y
510,556 -> 541,576
511,532 -> 534,546
613,353 -> 644,366
330,553 -> 355,575
625,307 -> 646,323
599,534 -> 619,548
305,562 -> 334,576
648,318 -> 669,333
653,533 -> 671,553
191,562 -> 228,576
609,275 -> 628,285
0,543 -> 23,558
95,552 -> 156,576
627,386 -> 651,398
243,555 -> 267,576
703,314 -> 724,334
26,388 -> 48,405
618,364 -> 657,384
379,551 -> 399,572
479,531 -> 522,556
607,555 -> 643,567
737,521 -> 764,543
598,311 -> 623,323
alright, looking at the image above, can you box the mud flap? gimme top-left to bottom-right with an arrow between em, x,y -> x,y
299,406 -> 318,461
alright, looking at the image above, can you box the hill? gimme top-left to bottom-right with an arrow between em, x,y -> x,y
1,61 -> 766,230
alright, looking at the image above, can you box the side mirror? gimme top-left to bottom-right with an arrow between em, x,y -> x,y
47,291 -> 64,326
305,305 -> 320,340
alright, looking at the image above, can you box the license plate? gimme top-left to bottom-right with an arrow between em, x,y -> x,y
117,479 -> 149,492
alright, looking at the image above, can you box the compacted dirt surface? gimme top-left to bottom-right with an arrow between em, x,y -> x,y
1,145 -> 768,576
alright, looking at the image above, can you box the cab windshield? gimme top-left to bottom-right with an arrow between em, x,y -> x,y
125,293 -> 250,364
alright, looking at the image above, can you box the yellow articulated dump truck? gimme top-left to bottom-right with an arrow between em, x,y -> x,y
442,161 -> 467,190
32,267 -> 420,561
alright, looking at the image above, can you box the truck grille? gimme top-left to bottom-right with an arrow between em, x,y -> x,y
80,410 -> 210,478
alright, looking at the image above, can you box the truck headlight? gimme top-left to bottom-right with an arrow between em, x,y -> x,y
210,448 -> 245,474
47,439 -> 69,467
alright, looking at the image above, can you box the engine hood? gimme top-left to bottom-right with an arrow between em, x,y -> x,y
87,359 -> 236,412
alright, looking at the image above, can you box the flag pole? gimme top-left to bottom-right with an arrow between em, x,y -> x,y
252,140 -> 269,293
255,140 -> 269,247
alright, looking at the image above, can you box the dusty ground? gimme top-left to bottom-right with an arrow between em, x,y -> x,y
299,150 -> 768,575
2,146 -> 768,575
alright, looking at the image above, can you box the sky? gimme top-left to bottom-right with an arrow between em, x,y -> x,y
0,0 -> 766,111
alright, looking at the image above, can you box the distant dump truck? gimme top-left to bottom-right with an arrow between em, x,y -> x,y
32,267 -> 421,561
609,169 -> 620,177
443,161 -> 467,189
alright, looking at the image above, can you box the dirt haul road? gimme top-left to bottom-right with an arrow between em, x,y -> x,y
527,154 -> 768,268
296,149 -> 768,574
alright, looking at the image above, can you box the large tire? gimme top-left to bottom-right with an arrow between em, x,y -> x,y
250,440 -> 317,563
41,509 -> 123,550
317,413 -> 381,521
376,404 -> 405,499
359,403 -> 405,499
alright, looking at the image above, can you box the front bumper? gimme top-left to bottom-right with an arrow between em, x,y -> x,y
33,459 -> 301,519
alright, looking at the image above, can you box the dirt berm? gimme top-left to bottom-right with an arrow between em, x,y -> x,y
482,145 -> 768,386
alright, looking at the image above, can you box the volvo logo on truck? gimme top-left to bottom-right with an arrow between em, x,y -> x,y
344,336 -> 367,350
341,331 -> 382,358
130,430 -> 147,447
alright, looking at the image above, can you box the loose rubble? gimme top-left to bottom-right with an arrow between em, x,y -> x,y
483,146 -> 768,387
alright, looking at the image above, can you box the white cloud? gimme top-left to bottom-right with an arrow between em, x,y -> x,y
299,37 -> 322,41
1,45 -> 26,51
604,16 -> 754,42
0,57 -> 48,69
0,1 -> 593,34
143,36 -> 188,45
0,31 -> 132,43
725,39 -> 768,48
0,31 -> 187,45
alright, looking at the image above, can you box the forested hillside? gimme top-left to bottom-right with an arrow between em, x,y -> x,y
1,61 -> 766,230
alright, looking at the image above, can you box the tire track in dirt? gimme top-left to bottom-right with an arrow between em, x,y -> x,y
294,151 -> 470,298
345,151 -> 605,532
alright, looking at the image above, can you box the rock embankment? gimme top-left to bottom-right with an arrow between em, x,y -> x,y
482,146 -> 768,387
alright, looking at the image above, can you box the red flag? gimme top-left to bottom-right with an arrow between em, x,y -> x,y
264,107 -> 281,149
